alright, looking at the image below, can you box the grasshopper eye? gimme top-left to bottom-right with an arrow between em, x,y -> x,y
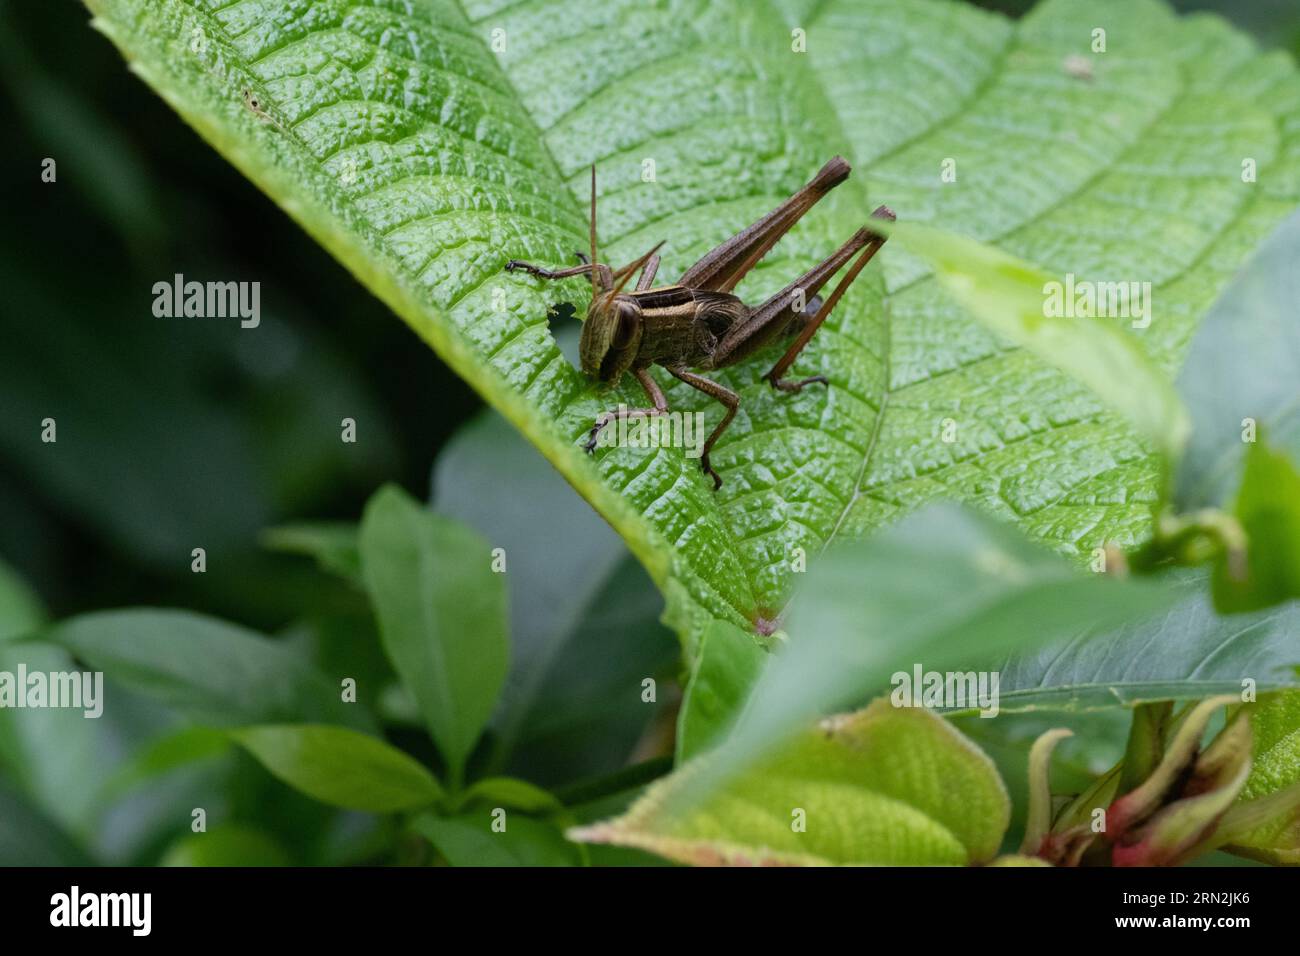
612,304 -> 638,348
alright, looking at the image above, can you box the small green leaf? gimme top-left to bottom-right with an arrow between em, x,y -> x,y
42,609 -> 371,731
98,726 -> 232,803
454,777 -> 562,815
432,409 -> 676,784
675,619 -> 766,762
413,812 -> 581,867
890,222 -> 1189,460
1224,691 -> 1300,864
161,823 -> 292,867
261,522 -> 362,585
1213,441 -> 1300,611
359,485 -> 508,786
231,724 -> 442,814
0,558 -> 44,643
571,701 -> 1009,866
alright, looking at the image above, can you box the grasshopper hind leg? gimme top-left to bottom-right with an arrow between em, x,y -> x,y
763,206 -> 894,394
768,294 -> 831,392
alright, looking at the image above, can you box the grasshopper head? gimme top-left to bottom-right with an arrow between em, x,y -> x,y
580,293 -> 643,384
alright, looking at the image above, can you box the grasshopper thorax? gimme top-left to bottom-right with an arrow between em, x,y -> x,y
580,293 -> 643,384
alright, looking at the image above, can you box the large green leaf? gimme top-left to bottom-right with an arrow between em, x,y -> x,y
685,517 -> 1300,757
989,571 -> 1300,711
82,0 -> 1300,654
1225,691 -> 1300,863
0,641 -> 124,839
1176,210 -> 1300,510
358,485 -> 508,786
572,701 -> 1009,866
42,608 -> 371,730
432,408 -> 677,784
677,504 -> 1178,771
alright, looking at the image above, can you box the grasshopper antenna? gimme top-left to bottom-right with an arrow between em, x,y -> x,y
610,241 -> 665,295
589,165 -> 599,297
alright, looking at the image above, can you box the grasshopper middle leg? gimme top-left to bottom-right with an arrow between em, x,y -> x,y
665,365 -> 741,491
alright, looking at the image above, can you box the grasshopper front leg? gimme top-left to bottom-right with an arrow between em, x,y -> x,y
505,256 -> 614,290
584,368 -> 669,452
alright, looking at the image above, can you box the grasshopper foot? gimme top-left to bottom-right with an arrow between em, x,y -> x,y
583,411 -> 617,453
766,374 -> 828,393
700,455 -> 723,491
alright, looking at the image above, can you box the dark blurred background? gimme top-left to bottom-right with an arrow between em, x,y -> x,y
2,0 -> 1298,632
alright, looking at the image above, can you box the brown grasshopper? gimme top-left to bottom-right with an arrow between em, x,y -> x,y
505,157 -> 893,489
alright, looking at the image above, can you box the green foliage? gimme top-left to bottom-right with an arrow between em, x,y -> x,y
678,504 -> 1178,777
1225,692 -> 1300,863
675,619 -> 766,762
1213,442 -> 1300,611
888,222 -> 1189,459
1169,208 -> 1300,610
1176,210 -> 1300,511
991,569 -> 1300,710
573,701 -> 1009,866
432,409 -> 678,784
262,523 -> 364,586
161,823 -> 293,867
44,609 -> 370,730
0,781 -> 92,867
8,0 -> 1291,868
414,813 -> 582,867
359,485 -> 508,786
79,0 -> 1300,660
0,558 -> 44,642
231,724 -> 443,813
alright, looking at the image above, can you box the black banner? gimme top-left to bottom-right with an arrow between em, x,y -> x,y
0,865 -> 1279,941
